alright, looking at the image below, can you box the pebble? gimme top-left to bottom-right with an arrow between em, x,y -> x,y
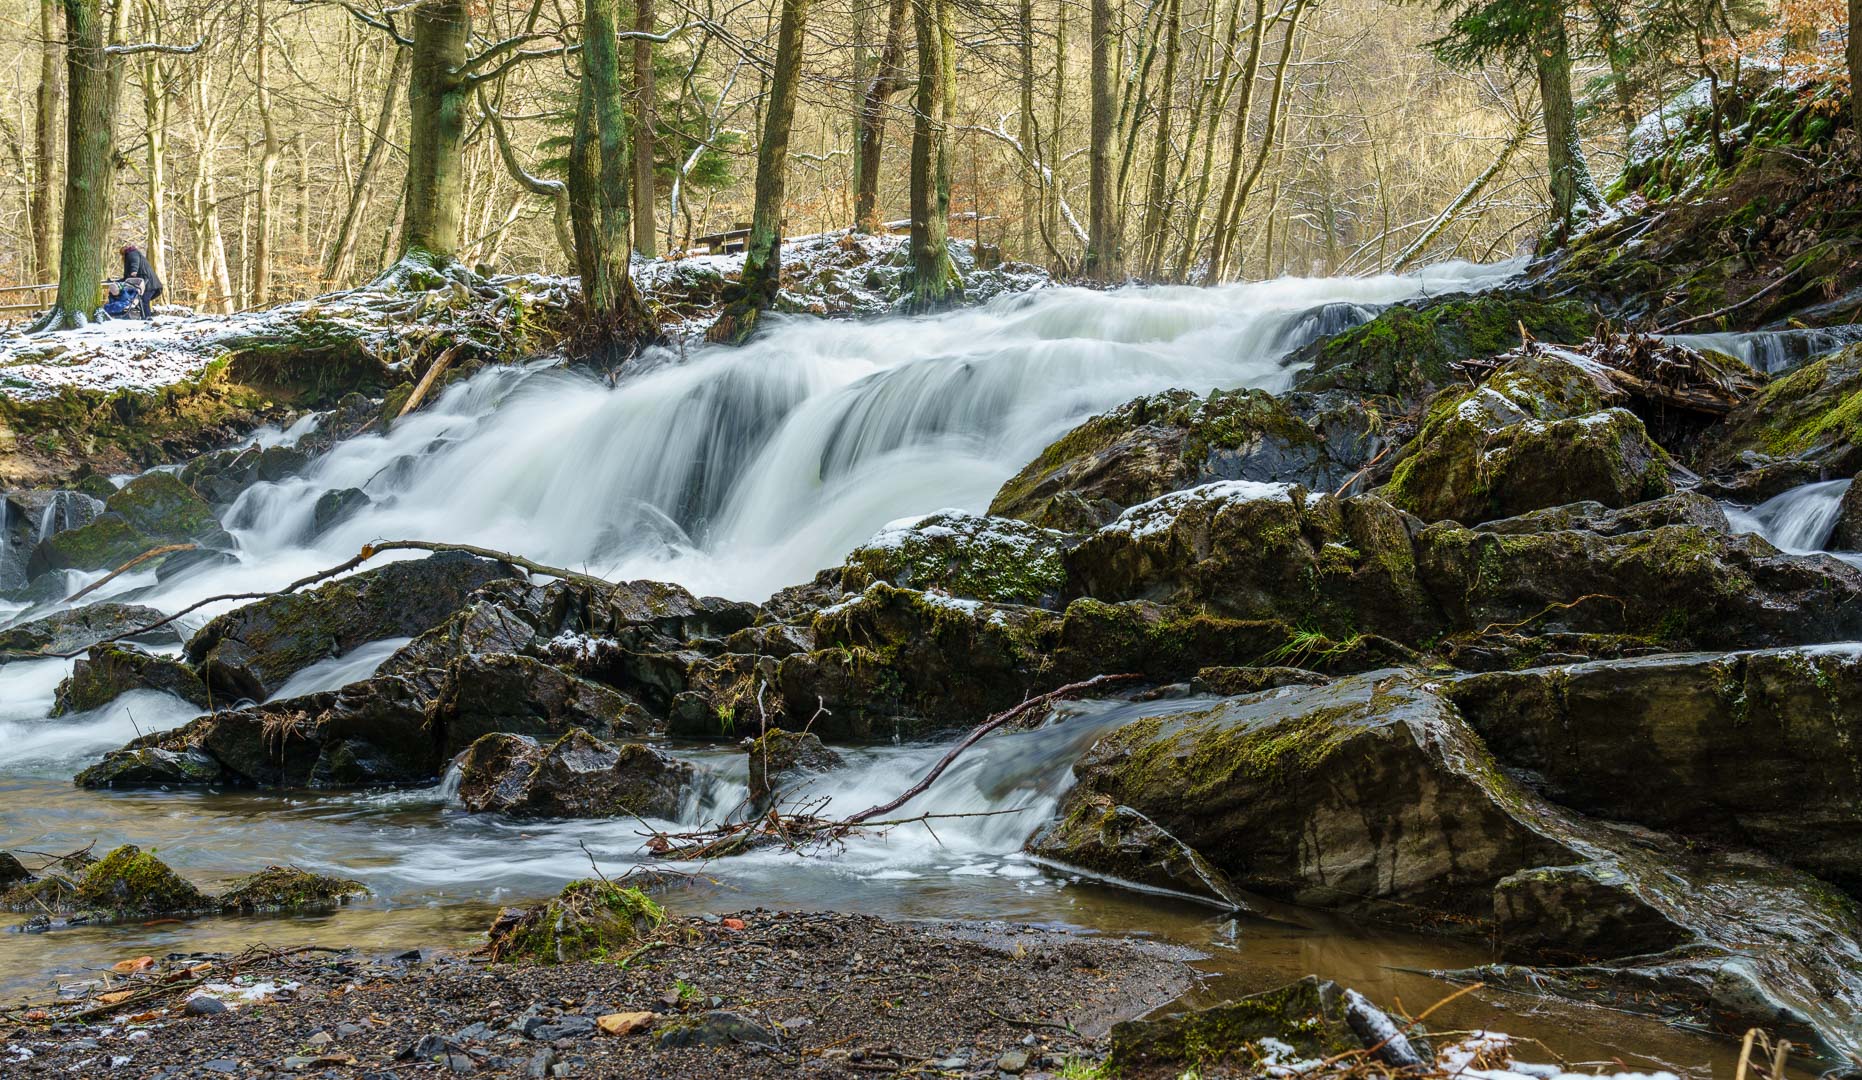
307,1031 -> 334,1046
996,1048 -> 1030,1074
201,1059 -> 240,1073
184,996 -> 228,1017
524,1048 -> 557,1078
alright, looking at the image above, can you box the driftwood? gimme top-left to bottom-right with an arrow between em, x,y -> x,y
63,544 -> 198,605
642,674 -> 1143,860
50,539 -> 613,660
1455,330 -> 1763,417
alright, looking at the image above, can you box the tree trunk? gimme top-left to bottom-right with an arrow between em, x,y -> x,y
1211,0 -> 1305,281
1537,14 -> 1602,239
906,0 -> 962,311
1047,0 -> 1066,256
254,0 -> 280,305
707,0 -> 809,344
1084,0 -> 1121,279
1136,0 -> 1181,275
1179,0 -> 1259,281
631,0 -> 658,258
1851,0 -> 1862,139
324,46 -> 407,286
569,0 -> 651,357
140,0 -> 169,286
1017,0 -> 1035,257
1204,0 -> 1271,282
37,0 -> 111,330
854,0 -> 908,233
32,0 -> 63,283
402,0 -> 470,262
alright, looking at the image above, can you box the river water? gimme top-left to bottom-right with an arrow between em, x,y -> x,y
0,261 -> 1826,1073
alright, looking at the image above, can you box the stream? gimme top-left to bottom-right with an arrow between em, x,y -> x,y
0,262 -> 1845,1075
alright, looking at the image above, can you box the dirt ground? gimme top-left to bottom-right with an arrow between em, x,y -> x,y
2,911 -> 1198,1079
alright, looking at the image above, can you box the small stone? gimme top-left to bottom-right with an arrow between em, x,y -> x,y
184,996 -> 228,1017
201,1059 -> 240,1074
524,1048 -> 557,1078
933,1055 -> 969,1069
595,1012 -> 657,1037
656,1010 -> 781,1050
307,1031 -> 334,1046
997,1048 -> 1030,1073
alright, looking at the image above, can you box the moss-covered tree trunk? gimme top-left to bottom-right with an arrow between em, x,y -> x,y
905,0 -> 962,312
631,0 -> 658,258
707,0 -> 809,344
1850,0 -> 1862,140
1083,0 -> 1121,280
1537,15 -> 1602,239
401,0 -> 469,262
853,0 -> 908,233
569,0 -> 652,360
33,0 -> 110,331
31,0 -> 62,283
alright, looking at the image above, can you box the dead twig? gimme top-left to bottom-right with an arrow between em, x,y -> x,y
64,544 -> 198,605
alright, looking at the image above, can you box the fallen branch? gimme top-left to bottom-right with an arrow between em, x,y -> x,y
1657,268 -> 1802,333
841,673 -> 1141,825
397,344 -> 464,419
52,540 -> 615,659
64,544 -> 197,605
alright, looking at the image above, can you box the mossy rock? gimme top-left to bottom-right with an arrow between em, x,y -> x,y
1291,293 -> 1594,401
25,513 -> 155,576
840,510 -> 1070,606
53,643 -> 209,716
104,472 -> 232,548
70,844 -> 212,918
217,866 -> 368,913
1107,977 -> 1376,1072
488,879 -> 665,964
1695,342 -> 1862,474
989,388 -> 1353,530
744,728 -> 843,806
0,601 -> 178,658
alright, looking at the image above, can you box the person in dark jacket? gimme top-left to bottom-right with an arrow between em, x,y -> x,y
121,245 -> 163,318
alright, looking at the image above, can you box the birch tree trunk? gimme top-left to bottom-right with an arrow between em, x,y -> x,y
324,46 -> 407,286
254,0 -> 280,305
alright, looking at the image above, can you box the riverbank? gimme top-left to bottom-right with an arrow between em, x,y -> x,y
4,910 -> 1196,1078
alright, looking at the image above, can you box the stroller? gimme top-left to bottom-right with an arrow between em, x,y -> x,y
100,277 -> 145,320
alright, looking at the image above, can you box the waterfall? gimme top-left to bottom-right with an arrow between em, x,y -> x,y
142,261 -> 1518,607
1725,479 -> 1854,555
1663,326 -> 1862,375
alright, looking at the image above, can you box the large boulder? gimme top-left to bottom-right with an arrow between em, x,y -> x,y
1,490 -> 102,588
1448,646 -> 1862,893
1696,342 -> 1862,478
432,652 -> 647,756
185,552 -> 515,700
1380,352 -> 1676,524
840,510 -> 1070,606
26,473 -> 232,577
989,388 -> 1363,531
1029,792 -> 1247,911
453,729 -> 695,819
68,844 -> 213,919
1290,292 -> 1594,401
1053,672 -> 1862,1052
53,642 -> 209,715
0,601 -> 179,658
743,728 -> 843,807
1834,475 -> 1862,550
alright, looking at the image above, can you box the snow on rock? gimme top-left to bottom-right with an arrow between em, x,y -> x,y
1100,480 -> 1299,540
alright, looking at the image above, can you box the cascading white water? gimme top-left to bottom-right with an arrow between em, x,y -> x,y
1725,479 -> 1854,555
120,260 -> 1518,611
1665,326 -> 1862,375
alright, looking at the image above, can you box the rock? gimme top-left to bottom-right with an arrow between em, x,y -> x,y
0,853 -> 30,888
1,490 -> 101,588
1107,977 -> 1384,1072
1695,342 -> 1862,478
595,1012 -> 657,1037
185,997 -> 229,1017
69,844 -> 213,918
1290,292 -> 1594,401
1189,666 -> 1329,696
309,487 -> 370,537
52,643 -> 209,715
25,514 -> 155,577
217,866 -> 368,913
840,510 -> 1070,606
0,852 -> 91,914
1028,793 -> 1246,911
655,1011 -> 781,1050
989,388 -> 1362,531
105,472 -> 233,548
0,601 -> 178,658
1447,646 -> 1862,893
487,879 -> 665,964
74,745 -> 224,787
1379,353 -> 1675,524
1473,491 -> 1730,536
1834,475 -> 1862,550
185,553 -> 515,700
433,653 -> 645,756
455,729 -> 696,819
995,1048 -> 1030,1073
743,729 -> 842,807
1059,672 -> 1862,1052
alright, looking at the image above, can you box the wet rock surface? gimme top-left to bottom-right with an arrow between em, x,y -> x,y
455,729 -> 697,819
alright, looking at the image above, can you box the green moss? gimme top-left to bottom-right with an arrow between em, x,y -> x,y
217,866 -> 368,913
1294,295 -> 1593,400
70,844 -> 212,917
490,879 -> 666,965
